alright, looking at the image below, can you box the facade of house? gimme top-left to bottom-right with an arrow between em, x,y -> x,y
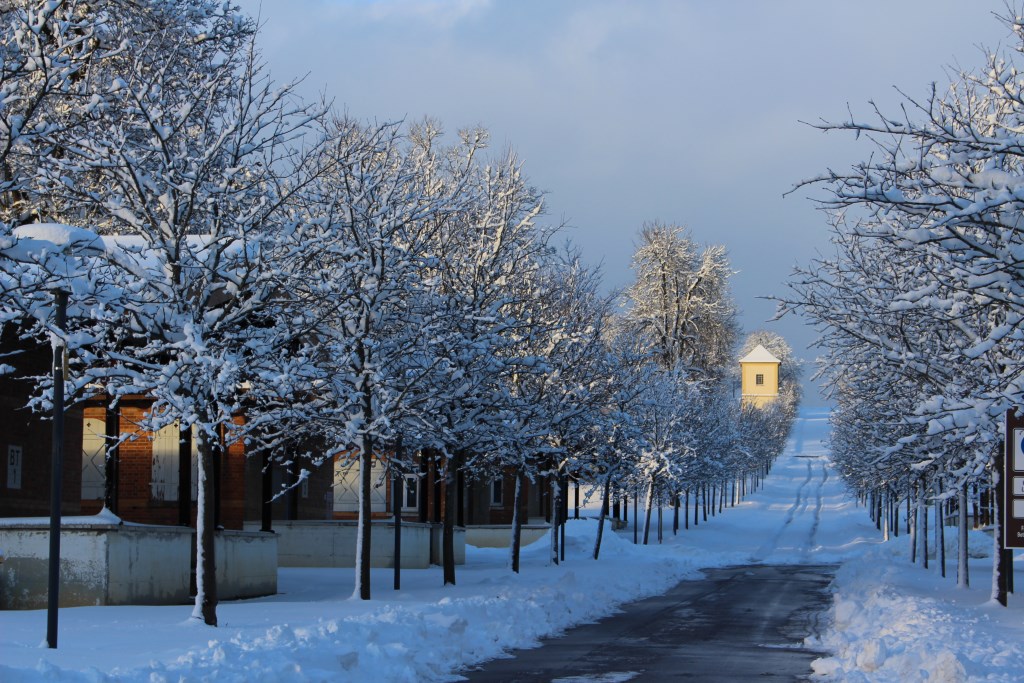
79,399 -> 249,529
1,327 -> 83,518
1,323 -> 545,581
739,344 -> 781,408
0,325 -> 84,518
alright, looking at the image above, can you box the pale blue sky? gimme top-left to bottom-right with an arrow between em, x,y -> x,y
236,0 -> 1008,402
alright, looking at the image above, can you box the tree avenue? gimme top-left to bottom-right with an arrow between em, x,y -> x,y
0,0 -> 799,625
780,1 -> 1024,603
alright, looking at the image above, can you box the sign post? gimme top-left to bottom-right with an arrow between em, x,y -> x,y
1004,409 -> 1024,550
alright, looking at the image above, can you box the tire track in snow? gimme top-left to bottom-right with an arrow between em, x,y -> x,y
804,461 -> 829,560
751,460 -> 813,562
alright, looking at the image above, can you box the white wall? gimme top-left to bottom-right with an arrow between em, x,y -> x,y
0,523 -> 276,609
465,524 -> 549,549
246,521 -> 465,569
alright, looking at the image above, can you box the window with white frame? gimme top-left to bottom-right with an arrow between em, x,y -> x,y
150,423 -> 198,501
402,474 -> 419,511
333,456 -> 387,513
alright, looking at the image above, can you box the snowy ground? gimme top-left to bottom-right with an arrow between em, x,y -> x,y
1,408 -> 1022,681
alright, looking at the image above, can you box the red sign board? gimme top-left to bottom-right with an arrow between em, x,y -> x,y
1004,409 -> 1024,549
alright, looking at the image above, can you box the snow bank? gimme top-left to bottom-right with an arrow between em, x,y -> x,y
810,535 -> 1024,682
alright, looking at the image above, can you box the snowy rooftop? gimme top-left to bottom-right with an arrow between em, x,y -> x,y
738,344 -> 780,364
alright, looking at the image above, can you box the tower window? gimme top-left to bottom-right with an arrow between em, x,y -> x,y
755,373 -> 765,386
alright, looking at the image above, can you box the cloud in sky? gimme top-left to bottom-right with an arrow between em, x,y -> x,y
237,0 -> 1009,402
347,0 -> 492,28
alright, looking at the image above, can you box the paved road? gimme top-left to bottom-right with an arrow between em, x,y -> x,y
461,564 -> 836,682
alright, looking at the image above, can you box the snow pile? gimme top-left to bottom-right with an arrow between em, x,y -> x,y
810,538 -> 1024,682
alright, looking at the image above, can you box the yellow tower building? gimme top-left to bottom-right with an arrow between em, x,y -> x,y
739,344 -> 780,408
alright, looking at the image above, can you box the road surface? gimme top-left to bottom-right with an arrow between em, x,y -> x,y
462,563 -> 835,682
464,412 -> 842,682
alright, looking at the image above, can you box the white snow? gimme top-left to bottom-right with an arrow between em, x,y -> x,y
1,407 -> 1022,681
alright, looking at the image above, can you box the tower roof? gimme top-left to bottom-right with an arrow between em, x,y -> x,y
739,344 -> 780,364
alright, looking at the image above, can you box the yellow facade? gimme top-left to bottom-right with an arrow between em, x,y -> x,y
739,345 -> 780,408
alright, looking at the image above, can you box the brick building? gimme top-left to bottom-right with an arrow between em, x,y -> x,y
1,324 -> 552,539
79,399 -> 248,529
0,325 -> 83,518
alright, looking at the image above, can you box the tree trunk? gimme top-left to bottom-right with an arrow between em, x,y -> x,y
909,493 -> 917,536
882,491 -> 890,542
958,481 -> 969,589
103,400 -> 120,514
693,486 -> 699,527
684,488 -> 689,530
657,497 -> 663,544
355,433 -> 374,600
672,493 -> 679,535
260,449 -> 273,533
560,470 -> 568,563
393,464 -> 402,591
892,491 -> 899,538
594,476 -> 611,560
937,496 -> 945,579
510,473 -> 524,573
633,486 -> 638,545
550,471 -> 561,565
922,481 -> 929,570
910,488 -> 918,565
874,490 -> 882,531
192,431 -> 218,626
992,465 -> 1008,606
443,451 -> 462,585
642,477 -> 654,546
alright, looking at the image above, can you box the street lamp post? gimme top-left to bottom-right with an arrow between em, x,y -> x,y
46,288 -> 68,649
4,224 -> 105,650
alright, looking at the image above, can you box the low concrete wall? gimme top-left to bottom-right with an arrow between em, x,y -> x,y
0,522 -> 192,609
214,529 -> 277,601
429,524 -> 466,566
0,520 -> 276,609
465,524 -> 549,549
245,520 -> 464,568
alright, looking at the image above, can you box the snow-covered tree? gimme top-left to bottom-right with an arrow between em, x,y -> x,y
587,332 -> 648,560
624,222 -> 737,377
416,139 -> 550,581
781,2 -> 1024,602
501,247 -> 614,568
2,2 -> 329,625
294,117 -> 479,599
